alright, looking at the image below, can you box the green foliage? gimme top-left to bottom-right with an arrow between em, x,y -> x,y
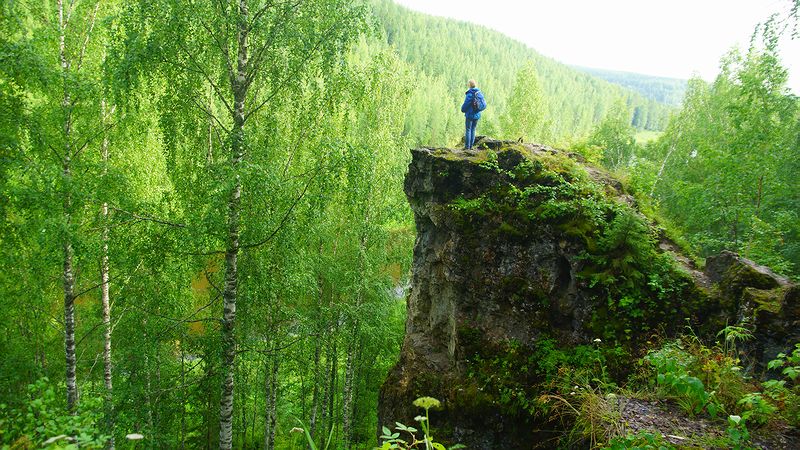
634,22 -> 800,278
0,0 -> 414,447
725,415 -> 752,450
500,62 -> 552,143
636,335 -> 800,445
464,336 -> 617,418
0,378 -> 109,449
736,393 -> 776,425
377,397 -> 464,450
585,99 -> 640,169
604,431 -> 675,450
763,343 -> 800,425
645,342 -> 721,418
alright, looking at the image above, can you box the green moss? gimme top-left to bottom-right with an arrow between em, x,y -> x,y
444,146 -> 702,343
496,221 -> 524,237
742,287 -> 784,315
460,336 -> 604,417
724,264 -> 781,292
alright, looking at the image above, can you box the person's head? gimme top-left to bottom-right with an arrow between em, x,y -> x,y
467,79 -> 476,88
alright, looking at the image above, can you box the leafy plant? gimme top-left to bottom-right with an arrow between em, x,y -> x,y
763,343 -> 800,425
645,342 -> 721,418
725,415 -> 752,450
377,397 -> 464,450
716,324 -> 753,359
736,392 -> 776,425
0,378 -> 110,449
604,431 -> 675,450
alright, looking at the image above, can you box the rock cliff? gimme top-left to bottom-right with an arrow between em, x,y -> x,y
378,140 -> 799,449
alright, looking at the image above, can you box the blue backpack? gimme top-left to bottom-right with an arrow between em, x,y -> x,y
472,91 -> 486,112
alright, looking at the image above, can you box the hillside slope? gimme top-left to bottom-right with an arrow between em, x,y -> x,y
575,66 -> 688,107
370,0 -> 675,145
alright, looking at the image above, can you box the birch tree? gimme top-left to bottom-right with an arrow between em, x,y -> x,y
135,1 -> 368,447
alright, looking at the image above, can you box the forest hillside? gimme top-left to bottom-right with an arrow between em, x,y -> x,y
0,0 -> 798,449
369,0 -> 676,145
574,66 -> 688,106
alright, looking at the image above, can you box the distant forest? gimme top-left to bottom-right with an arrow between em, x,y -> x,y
575,67 -> 688,106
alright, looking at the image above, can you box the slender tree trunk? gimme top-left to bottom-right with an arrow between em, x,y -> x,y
319,339 -> 334,443
263,349 -> 278,450
239,363 -> 247,447
650,124 -> 682,198
342,226 -> 369,448
100,98 -> 116,449
144,319 -> 155,447
180,345 -> 187,450
309,327 -> 322,442
145,361 -> 155,445
58,0 -> 78,414
207,84 -> 214,165
319,337 -> 337,444
341,329 -> 357,449
218,1 -> 249,448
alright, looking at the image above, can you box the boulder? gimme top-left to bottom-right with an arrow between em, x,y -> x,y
378,142 -> 799,448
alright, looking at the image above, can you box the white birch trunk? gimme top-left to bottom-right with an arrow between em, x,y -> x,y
58,0 -> 78,413
263,351 -> 278,450
101,98 -> 115,448
218,1 -> 249,448
341,335 -> 356,449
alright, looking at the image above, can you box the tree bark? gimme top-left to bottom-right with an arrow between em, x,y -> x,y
100,97 -> 116,449
263,350 -> 278,450
145,352 -> 155,444
319,337 -> 337,444
342,224 -> 369,448
341,330 -> 357,449
309,327 -> 322,443
218,1 -> 249,448
58,0 -> 78,414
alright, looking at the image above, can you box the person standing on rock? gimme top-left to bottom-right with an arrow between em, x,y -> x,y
461,79 -> 486,149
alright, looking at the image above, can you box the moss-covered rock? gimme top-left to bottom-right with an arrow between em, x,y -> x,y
702,251 -> 800,368
380,143 -> 709,448
379,142 -> 800,449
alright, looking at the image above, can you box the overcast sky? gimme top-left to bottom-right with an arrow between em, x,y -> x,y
393,0 -> 800,92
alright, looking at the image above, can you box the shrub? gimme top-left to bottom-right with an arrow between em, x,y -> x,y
0,378 -> 109,449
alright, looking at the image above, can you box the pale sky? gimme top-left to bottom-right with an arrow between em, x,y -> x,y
394,0 -> 800,93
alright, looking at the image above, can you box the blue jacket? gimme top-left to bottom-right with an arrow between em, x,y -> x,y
461,87 -> 486,120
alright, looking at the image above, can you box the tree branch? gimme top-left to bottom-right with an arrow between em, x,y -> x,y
110,206 -> 187,228
244,19 -> 339,121
197,16 -> 235,82
240,155 -> 331,250
76,0 -> 100,72
71,119 -> 118,160
190,96 -> 231,134
169,43 -> 235,117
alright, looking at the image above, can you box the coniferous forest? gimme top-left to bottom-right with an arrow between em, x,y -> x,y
1,0 -> 799,449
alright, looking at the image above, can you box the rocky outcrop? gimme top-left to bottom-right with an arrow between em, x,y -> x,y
378,140 -> 799,449
705,251 -> 800,368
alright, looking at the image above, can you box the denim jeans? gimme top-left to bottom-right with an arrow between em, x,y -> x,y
465,118 -> 478,149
